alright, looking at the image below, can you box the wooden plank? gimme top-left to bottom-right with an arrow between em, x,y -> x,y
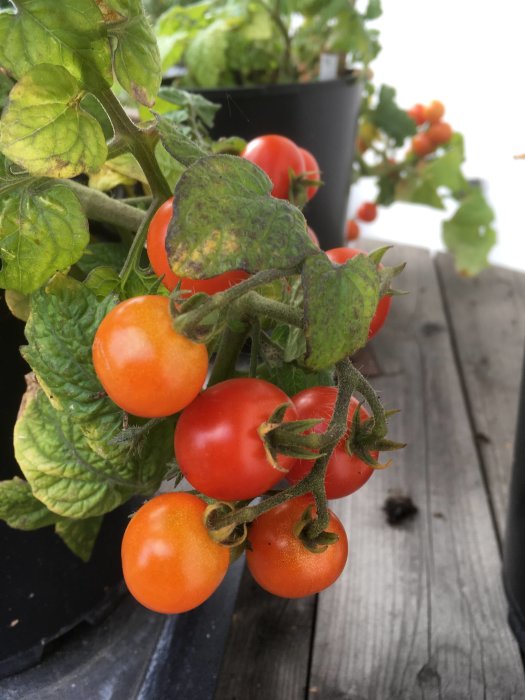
435,253 -> 525,537
308,244 -> 525,698
215,566 -> 315,700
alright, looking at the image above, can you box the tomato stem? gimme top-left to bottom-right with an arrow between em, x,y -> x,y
62,179 -> 146,232
118,197 -> 164,287
207,321 -> 248,387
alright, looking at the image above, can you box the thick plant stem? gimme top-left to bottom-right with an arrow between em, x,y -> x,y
98,89 -> 172,200
207,322 -> 248,387
62,179 -> 146,231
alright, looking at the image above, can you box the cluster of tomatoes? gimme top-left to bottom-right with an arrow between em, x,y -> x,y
346,201 -> 378,243
408,99 -> 453,157
90,133 -> 393,615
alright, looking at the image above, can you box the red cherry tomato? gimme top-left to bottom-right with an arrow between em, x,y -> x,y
346,219 -> 360,241
427,121 -> 453,146
146,198 -> 249,294
299,147 -> 321,200
325,247 -> 392,339
246,495 -> 348,598
356,202 -> 377,223
286,387 -> 376,499
407,103 -> 426,126
175,378 -> 299,500
411,132 -> 435,158
241,135 -> 305,200
92,295 -> 208,417
121,492 -> 229,614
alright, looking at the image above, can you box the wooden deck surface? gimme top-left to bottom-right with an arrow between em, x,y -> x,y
2,243 -> 524,699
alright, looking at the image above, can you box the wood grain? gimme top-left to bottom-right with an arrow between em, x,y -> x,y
435,253 -> 525,538
308,245 -> 525,699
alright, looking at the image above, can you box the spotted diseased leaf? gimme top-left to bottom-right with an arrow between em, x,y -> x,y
14,381 -> 173,519
0,182 -> 90,294
0,64 -> 108,178
100,0 -> 161,106
302,251 -> 380,369
166,154 -> 316,279
0,0 -> 112,92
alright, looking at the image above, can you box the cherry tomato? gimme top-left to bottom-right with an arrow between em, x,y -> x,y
346,219 -> 360,241
424,100 -> 445,124
299,147 -> 321,200
246,495 -> 348,598
286,387 -> 376,499
325,247 -> 392,339
121,492 -> 229,614
146,198 -> 249,294
427,121 -> 453,146
92,295 -> 208,417
307,226 -> 320,246
356,202 -> 377,223
241,135 -> 305,200
175,378 -> 298,500
411,132 -> 435,158
407,103 -> 426,126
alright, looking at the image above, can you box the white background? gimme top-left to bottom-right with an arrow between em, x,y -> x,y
349,1 -> 525,271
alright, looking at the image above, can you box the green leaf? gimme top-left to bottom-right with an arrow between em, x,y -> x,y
4,288 -> 30,320
55,515 -> 103,561
154,140 -> 185,190
14,382 -> 173,519
21,275 -> 118,425
0,0 -> 113,92
257,363 -> 335,397
166,154 -> 316,278
155,1 -> 213,73
84,266 -> 121,299
88,152 -> 147,191
0,182 -> 90,294
302,251 -> 380,369
442,187 -> 497,276
100,0 -> 161,106
76,241 -> 128,276
371,85 -> 416,146
0,70 -> 13,109
395,175 -> 445,210
184,18 -> 230,88
0,477 -> 59,529
155,112 -> 208,166
423,135 -> 468,193
0,64 -> 108,178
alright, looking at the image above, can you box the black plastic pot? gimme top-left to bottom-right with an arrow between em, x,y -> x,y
197,74 -> 362,250
503,346 -> 525,651
0,302 -> 134,679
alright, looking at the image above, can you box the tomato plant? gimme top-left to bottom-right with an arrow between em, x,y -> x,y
286,387 -> 376,499
121,492 -> 230,613
175,378 -> 299,500
245,495 -> 348,598
241,135 -> 305,200
92,295 -> 208,417
325,248 -> 392,339
147,197 -> 249,294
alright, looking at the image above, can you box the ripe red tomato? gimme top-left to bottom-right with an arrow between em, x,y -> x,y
411,132 -> 435,158
299,147 -> 321,200
424,100 -> 445,124
286,387 -> 376,499
92,295 -> 208,417
356,202 -> 377,223
174,378 -> 298,500
346,219 -> 360,241
147,198 -> 249,294
246,495 -> 348,598
407,103 -> 426,126
325,247 -> 392,339
241,135 -> 305,200
427,121 -> 453,146
121,492 -> 229,614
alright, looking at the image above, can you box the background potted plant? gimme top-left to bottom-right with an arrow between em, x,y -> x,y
0,0 -> 402,677
149,0 -> 496,275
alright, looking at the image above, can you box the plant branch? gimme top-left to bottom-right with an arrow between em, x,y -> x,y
62,179 -> 146,231
118,197 -> 163,286
207,320 -> 248,387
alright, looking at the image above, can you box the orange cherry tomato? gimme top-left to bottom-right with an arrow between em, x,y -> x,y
427,121 -> 453,146
411,132 -> 435,158
346,219 -> 360,241
424,100 -> 445,124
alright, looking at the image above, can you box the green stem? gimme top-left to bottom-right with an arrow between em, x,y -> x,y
236,291 -> 303,327
99,89 -> 172,200
348,362 -> 388,437
62,179 -> 146,231
207,322 -> 248,387
249,319 -> 261,378
118,197 -> 162,286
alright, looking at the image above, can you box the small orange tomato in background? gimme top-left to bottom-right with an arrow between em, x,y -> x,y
356,202 -> 377,223
424,100 -> 445,124
411,132 -> 435,158
427,121 -> 453,146
346,219 -> 360,241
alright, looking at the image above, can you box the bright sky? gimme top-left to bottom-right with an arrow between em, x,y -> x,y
350,0 -> 525,271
